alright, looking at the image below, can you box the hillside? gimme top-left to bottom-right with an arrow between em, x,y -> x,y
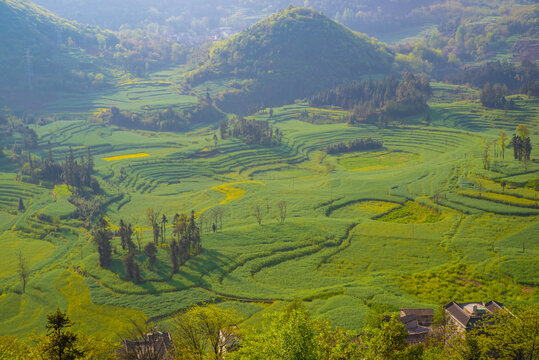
0,0 -> 115,108
186,7 -> 394,113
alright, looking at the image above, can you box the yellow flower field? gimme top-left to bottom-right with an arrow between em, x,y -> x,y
459,189 -> 538,208
195,181 -> 265,217
102,153 -> 150,161
212,181 -> 265,205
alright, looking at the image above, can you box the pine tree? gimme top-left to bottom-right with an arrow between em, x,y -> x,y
18,197 -> 25,212
43,308 -> 85,360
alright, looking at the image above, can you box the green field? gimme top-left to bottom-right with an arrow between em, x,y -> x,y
0,71 -> 538,340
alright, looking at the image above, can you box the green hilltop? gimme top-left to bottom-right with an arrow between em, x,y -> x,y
0,0 -> 113,108
186,7 -> 394,113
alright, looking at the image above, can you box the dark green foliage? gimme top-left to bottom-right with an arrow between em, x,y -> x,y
310,77 -> 399,111
97,98 -> 225,131
43,308 -> 85,360
463,335 -> 482,360
326,138 -> 383,155
310,73 -> 431,120
17,197 -> 25,212
92,218 -> 113,268
20,146 -> 99,194
122,252 -> 141,283
452,60 -> 539,95
118,219 -> 135,252
187,7 -> 393,113
228,117 -> 281,146
480,83 -> 512,109
510,134 -> 532,161
170,211 -> 202,274
143,242 -> 157,271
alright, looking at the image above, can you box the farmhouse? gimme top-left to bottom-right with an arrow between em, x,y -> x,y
443,300 -> 507,332
399,308 -> 434,344
117,328 -> 173,360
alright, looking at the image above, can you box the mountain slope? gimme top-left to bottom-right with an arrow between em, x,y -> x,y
0,0 -> 115,108
186,7 -> 394,113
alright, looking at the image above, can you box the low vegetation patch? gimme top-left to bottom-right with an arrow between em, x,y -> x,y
377,201 -> 443,223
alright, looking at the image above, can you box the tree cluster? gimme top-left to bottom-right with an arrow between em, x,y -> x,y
227,117 -> 282,146
452,60 -> 538,96
92,218 -> 113,269
21,147 -> 100,195
97,97 -> 225,132
479,83 -> 513,109
325,138 -> 383,155
310,73 -> 432,120
170,211 -> 202,274
2,301 -> 538,360
510,125 -> 532,162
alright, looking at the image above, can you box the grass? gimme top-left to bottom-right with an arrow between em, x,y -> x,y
0,71 -> 538,339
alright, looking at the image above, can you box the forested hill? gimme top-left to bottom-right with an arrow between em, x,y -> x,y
0,0 -> 114,108
185,7 -> 394,114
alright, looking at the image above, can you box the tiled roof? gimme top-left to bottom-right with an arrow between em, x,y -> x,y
400,308 -> 434,317
444,301 -> 505,330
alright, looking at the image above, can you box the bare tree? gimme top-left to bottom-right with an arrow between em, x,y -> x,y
482,143 -> 490,170
276,200 -> 287,224
252,203 -> 263,225
215,208 -> 224,231
18,251 -> 29,294
198,213 -> 206,234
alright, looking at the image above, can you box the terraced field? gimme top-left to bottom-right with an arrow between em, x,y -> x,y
0,79 -> 537,339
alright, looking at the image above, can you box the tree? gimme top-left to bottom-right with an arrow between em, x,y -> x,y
462,335 -> 482,360
123,252 -> 141,283
146,208 -> 160,244
360,313 -> 408,360
232,302 -> 362,360
133,222 -> 144,254
42,308 -> 85,360
17,251 -> 28,294
174,304 -> 240,360
161,214 -> 168,244
276,200 -> 287,224
499,130 -> 506,159
144,242 -> 157,271
252,203 -> 263,225
501,180 -> 507,193
18,197 -> 25,212
475,304 -> 539,360
170,239 -> 179,274
517,124 -> 530,140
92,218 -> 113,268
482,143 -> 490,170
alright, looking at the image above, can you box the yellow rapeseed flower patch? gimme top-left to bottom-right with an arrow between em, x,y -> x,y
102,153 -> 150,161
195,181 -> 265,217
357,201 -> 401,215
211,181 -> 265,205
92,108 -> 108,117
459,190 -> 538,207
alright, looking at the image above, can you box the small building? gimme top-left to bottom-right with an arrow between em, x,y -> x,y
117,328 -> 173,360
399,308 -> 434,344
443,300 -> 507,332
